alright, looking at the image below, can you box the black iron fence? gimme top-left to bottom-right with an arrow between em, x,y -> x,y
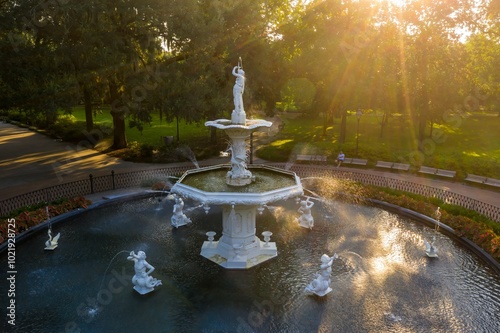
1,164 -> 499,223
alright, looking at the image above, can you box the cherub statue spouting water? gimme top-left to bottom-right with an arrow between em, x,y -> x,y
127,251 -> 162,294
171,196 -> 192,228
44,227 -> 60,250
424,236 -> 438,258
305,253 -> 338,296
297,198 -> 314,229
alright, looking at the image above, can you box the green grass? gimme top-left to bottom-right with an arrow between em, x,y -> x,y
257,111 -> 500,179
66,106 -> 499,178
70,106 -> 212,145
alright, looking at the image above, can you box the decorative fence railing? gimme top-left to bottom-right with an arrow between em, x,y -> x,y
1,164 -> 499,223
0,166 -> 191,216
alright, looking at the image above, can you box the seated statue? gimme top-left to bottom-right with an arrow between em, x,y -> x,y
127,251 -> 162,294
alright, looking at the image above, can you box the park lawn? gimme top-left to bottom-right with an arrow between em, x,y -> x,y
258,111 -> 500,179
70,106 -> 212,146
68,106 -> 499,178
259,111 -> 418,163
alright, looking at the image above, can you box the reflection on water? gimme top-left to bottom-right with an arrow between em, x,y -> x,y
1,197 -> 499,333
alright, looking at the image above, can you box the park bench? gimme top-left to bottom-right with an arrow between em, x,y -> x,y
419,166 -> 438,175
419,166 -> 456,178
376,161 -> 410,171
296,154 -> 327,164
392,163 -> 411,171
343,158 -> 368,166
484,178 -> 500,188
465,174 -> 487,184
375,161 -> 393,169
435,169 -> 456,178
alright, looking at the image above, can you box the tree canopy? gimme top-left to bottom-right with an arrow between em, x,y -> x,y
0,0 -> 498,148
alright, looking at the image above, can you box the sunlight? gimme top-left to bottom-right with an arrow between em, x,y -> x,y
270,139 -> 293,147
377,0 -> 408,7
0,131 -> 35,145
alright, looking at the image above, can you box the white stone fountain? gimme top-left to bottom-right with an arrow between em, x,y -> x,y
171,60 -> 303,269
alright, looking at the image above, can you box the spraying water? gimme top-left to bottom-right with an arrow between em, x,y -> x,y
176,145 -> 199,169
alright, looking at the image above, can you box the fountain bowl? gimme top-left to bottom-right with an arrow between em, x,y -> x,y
171,164 -> 303,206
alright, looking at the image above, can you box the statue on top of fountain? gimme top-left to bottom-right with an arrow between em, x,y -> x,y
171,196 -> 192,228
305,253 -> 337,297
127,250 -> 162,294
231,57 -> 246,125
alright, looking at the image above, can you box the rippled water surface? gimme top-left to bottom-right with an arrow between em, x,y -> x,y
1,198 -> 499,333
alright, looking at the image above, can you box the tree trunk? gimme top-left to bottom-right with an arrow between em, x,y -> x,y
339,109 -> 347,144
83,87 -> 93,132
176,115 -> 180,142
109,80 -> 128,149
418,108 -> 427,142
210,127 -> 217,143
111,112 -> 127,149
379,111 -> 387,138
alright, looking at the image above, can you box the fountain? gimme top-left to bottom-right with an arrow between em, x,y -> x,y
1,61 -> 499,332
171,59 -> 303,269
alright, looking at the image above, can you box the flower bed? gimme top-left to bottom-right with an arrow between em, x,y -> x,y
0,196 -> 91,244
365,187 -> 500,262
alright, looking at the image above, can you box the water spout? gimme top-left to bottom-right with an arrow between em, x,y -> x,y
176,145 -> 199,169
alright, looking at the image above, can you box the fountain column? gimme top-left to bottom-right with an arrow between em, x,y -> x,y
201,203 -> 277,269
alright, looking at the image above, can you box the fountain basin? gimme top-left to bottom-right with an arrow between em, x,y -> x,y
171,164 -> 303,206
1,197 -> 499,333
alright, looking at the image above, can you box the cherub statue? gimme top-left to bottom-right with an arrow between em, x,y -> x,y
424,236 -> 438,258
297,198 -> 314,229
127,251 -> 162,294
305,253 -> 338,296
171,196 -> 192,228
44,227 -> 60,250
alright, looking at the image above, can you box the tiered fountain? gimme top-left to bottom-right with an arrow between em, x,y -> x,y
170,60 -> 303,269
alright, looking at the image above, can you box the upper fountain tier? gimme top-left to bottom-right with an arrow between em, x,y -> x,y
204,117 -> 272,186
203,60 -> 274,186
205,118 -> 272,130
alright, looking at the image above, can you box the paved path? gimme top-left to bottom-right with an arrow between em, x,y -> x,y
1,122 -> 499,208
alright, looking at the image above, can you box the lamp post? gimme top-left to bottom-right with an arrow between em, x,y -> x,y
249,131 -> 253,164
355,109 -> 362,157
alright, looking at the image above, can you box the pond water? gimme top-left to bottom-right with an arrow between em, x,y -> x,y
1,197 -> 499,333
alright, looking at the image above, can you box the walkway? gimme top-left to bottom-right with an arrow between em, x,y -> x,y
1,121 -> 499,210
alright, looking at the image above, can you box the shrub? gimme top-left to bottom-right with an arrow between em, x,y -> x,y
0,196 -> 91,244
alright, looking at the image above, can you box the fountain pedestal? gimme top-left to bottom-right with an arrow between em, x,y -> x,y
200,204 -> 277,269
